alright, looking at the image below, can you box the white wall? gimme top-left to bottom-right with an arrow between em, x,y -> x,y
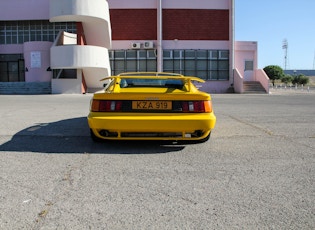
52,70 -> 82,94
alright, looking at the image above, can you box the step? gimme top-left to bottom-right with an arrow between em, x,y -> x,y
243,81 -> 266,94
0,82 -> 51,95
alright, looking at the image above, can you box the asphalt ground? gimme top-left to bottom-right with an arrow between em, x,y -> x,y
0,92 -> 314,229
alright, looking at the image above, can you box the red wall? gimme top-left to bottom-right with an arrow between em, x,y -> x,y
163,9 -> 229,40
110,9 -> 229,41
110,9 -> 157,40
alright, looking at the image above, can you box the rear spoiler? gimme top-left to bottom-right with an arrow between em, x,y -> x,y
100,74 -> 205,92
100,75 -> 205,83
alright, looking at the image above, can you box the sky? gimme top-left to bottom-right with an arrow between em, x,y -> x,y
235,0 -> 315,70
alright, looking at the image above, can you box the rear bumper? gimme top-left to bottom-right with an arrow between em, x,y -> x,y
88,112 -> 216,140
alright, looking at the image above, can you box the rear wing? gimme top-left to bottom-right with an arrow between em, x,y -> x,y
99,73 -> 205,92
100,75 -> 205,83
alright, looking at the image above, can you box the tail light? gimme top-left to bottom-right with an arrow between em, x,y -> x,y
91,100 -> 122,112
182,101 -> 212,113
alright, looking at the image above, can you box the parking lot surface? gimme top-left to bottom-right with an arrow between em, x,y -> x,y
0,93 -> 314,229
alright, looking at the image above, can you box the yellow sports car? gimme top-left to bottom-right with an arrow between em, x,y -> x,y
87,72 -> 216,142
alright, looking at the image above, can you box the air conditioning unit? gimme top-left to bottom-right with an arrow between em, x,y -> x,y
131,42 -> 141,49
144,41 -> 154,49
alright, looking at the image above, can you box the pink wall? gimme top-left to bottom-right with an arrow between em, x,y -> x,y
234,41 -> 258,78
234,41 -> 269,93
201,81 -> 232,94
24,42 -> 53,82
111,41 -> 230,50
108,0 -> 230,9
0,44 -> 23,54
0,0 -> 49,20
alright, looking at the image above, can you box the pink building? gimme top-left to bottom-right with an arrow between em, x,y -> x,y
0,0 -> 269,94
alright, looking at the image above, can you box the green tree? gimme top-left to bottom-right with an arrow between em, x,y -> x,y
263,65 -> 285,86
292,74 -> 309,85
281,74 -> 293,85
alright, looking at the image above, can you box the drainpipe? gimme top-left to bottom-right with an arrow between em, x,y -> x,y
230,0 -> 235,87
157,0 -> 163,72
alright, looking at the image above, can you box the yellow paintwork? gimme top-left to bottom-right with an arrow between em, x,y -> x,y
87,72 -> 216,141
88,112 -> 216,140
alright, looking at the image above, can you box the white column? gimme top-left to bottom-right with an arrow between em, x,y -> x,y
157,0 -> 163,72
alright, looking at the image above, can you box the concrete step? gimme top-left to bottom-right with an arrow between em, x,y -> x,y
243,81 -> 267,94
0,82 -> 51,95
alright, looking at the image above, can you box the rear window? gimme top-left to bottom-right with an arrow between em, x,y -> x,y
120,78 -> 184,89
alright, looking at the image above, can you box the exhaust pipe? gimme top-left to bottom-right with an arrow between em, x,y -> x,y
100,130 -> 109,137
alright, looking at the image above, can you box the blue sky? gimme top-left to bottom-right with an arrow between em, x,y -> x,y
235,0 -> 315,70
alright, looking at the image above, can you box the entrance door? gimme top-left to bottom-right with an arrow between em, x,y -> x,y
8,62 -> 19,82
18,59 -> 25,81
244,60 -> 254,81
0,60 -> 25,82
0,62 -> 8,82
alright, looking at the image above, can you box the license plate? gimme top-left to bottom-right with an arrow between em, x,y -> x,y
132,101 -> 172,110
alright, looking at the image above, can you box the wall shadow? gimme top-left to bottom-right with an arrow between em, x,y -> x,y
0,117 -> 185,154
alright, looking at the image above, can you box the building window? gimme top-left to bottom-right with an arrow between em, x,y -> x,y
109,50 -> 157,75
109,49 -> 229,80
0,20 -> 76,45
52,69 -> 77,79
245,60 -> 254,71
163,50 -> 229,80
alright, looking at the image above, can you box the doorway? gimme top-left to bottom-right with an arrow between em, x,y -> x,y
0,60 -> 25,82
244,60 -> 254,81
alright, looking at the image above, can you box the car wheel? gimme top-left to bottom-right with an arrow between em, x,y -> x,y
90,129 -> 103,142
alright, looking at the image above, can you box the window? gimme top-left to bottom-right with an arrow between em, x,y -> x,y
109,49 -> 230,80
163,49 -> 230,80
120,78 -> 184,89
109,50 -> 157,75
0,20 -> 76,45
245,60 -> 254,71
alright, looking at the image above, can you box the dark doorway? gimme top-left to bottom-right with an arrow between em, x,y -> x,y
0,59 -> 25,82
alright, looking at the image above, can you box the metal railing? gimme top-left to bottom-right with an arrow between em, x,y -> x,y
270,84 -> 315,93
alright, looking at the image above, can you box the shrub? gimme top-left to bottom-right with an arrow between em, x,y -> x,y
292,74 -> 309,85
281,74 -> 293,85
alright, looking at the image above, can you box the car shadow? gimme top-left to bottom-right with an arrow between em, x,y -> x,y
0,117 -> 185,154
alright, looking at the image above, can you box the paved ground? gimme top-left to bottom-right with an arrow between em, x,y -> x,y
0,93 -> 314,229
